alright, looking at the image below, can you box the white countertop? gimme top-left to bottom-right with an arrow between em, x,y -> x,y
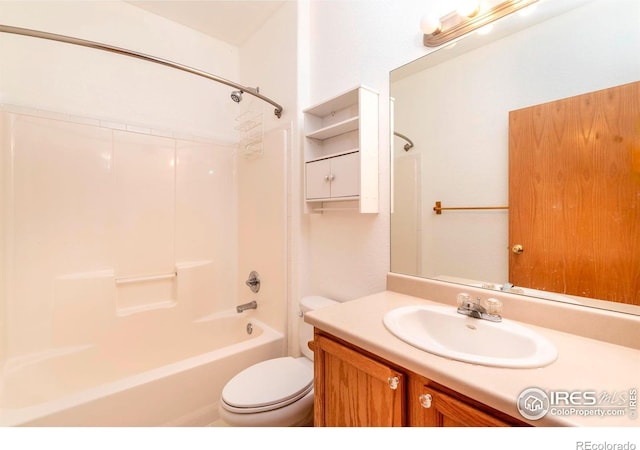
305,290 -> 640,427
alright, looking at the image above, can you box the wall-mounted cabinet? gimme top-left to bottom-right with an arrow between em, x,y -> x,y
303,86 -> 379,213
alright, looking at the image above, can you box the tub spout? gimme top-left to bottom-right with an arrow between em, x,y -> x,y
236,300 -> 257,313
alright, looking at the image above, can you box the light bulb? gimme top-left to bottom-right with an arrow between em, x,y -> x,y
456,0 -> 480,18
420,14 -> 442,35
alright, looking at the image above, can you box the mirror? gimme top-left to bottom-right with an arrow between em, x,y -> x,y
390,0 -> 640,315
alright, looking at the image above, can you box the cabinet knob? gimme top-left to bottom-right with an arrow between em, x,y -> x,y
387,376 -> 400,390
512,244 -> 524,255
419,393 -> 432,409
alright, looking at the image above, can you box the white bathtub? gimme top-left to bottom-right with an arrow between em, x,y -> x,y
0,314 -> 284,426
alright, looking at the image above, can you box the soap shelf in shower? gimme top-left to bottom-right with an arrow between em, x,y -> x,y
114,271 -> 177,285
116,300 -> 177,317
115,271 -> 178,316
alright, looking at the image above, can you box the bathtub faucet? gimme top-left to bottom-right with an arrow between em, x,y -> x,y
236,300 -> 258,313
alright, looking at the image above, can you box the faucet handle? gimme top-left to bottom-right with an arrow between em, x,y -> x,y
456,293 -> 471,307
245,271 -> 260,293
485,298 -> 503,315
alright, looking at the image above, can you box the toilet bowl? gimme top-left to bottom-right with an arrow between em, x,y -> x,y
218,296 -> 337,427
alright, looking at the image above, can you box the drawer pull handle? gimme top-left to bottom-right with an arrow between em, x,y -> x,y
419,393 -> 433,409
387,376 -> 400,390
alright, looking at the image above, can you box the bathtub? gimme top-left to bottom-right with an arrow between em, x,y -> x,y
0,313 -> 284,426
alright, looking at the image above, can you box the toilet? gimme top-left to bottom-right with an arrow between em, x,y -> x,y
218,295 -> 337,427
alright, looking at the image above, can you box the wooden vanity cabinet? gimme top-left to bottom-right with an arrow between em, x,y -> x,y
407,376 -> 525,427
313,333 -> 405,426
313,330 -> 528,427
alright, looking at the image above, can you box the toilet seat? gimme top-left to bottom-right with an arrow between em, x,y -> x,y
221,357 -> 313,414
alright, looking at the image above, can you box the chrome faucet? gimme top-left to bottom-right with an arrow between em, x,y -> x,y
456,294 -> 502,322
500,282 -> 524,294
236,300 -> 258,313
501,282 -> 514,292
245,271 -> 261,293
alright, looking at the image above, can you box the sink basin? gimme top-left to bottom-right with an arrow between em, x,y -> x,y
383,305 -> 558,368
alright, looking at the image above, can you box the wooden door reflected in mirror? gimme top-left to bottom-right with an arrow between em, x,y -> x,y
509,81 -> 640,305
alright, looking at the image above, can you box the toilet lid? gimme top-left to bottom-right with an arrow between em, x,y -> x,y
222,357 -> 313,410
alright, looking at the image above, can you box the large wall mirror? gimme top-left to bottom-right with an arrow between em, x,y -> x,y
390,0 -> 640,315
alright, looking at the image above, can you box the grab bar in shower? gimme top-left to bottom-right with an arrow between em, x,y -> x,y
0,24 -> 284,118
115,272 -> 177,285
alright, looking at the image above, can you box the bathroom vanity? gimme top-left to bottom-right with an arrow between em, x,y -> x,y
305,275 -> 640,427
313,330 -> 527,426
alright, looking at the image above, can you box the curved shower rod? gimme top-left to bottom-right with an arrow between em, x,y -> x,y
394,131 -> 414,151
0,24 -> 283,118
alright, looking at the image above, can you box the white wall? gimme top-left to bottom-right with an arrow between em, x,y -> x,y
304,0 -> 433,301
238,2 -> 298,351
0,114 -> 7,365
236,128 -> 289,337
1,109 -> 238,359
0,1 -> 240,141
240,1 -> 298,132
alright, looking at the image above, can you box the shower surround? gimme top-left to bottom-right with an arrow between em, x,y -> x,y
0,107 -> 289,425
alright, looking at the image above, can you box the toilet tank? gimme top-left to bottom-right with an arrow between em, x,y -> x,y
299,296 -> 337,360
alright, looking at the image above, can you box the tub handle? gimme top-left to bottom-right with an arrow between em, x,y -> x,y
245,271 -> 261,293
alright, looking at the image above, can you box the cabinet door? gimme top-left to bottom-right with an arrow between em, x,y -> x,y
314,334 -> 405,427
408,379 -> 513,427
305,159 -> 331,200
329,152 -> 360,198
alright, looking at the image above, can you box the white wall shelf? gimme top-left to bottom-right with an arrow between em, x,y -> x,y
305,116 -> 359,140
303,85 -> 379,214
306,148 -> 359,164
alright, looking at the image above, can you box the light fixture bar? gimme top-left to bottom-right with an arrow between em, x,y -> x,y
423,0 -> 538,47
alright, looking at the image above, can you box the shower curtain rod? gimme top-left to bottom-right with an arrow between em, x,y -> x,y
394,131 -> 414,151
0,24 -> 284,118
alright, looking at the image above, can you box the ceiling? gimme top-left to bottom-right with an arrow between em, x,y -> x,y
127,1 -> 286,46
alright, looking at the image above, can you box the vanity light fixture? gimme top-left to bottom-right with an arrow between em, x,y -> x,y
421,0 -> 538,47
